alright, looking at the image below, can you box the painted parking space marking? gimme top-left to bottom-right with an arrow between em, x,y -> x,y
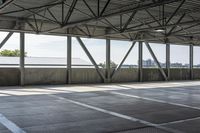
49,94 -> 184,133
0,113 -> 26,133
160,116 -> 200,126
108,91 -> 200,110
118,84 -> 200,96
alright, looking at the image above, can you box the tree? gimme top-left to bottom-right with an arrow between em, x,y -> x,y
0,49 -> 27,57
99,61 -> 118,68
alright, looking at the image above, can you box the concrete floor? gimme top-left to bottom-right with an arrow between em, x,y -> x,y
0,81 -> 200,133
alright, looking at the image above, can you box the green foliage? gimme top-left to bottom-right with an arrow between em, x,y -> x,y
99,61 -> 117,68
0,49 -> 27,57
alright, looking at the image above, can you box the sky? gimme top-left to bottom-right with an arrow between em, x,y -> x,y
0,31 -> 200,65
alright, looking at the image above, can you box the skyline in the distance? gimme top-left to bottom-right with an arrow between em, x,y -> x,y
0,32 -> 199,65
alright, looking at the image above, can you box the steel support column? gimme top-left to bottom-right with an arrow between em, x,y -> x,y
166,43 -> 170,80
190,44 -> 193,80
20,32 -> 25,86
111,41 -> 136,78
106,39 -> 111,83
0,32 -> 13,49
76,37 -> 106,82
67,36 -> 72,84
145,42 -> 168,81
138,41 -> 143,82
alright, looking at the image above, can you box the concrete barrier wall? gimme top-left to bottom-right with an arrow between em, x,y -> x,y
0,68 -> 200,86
25,68 -> 67,85
0,68 -> 20,86
71,68 -> 104,84
170,68 -> 190,80
192,68 -> 200,80
111,68 -> 138,82
142,68 -> 165,81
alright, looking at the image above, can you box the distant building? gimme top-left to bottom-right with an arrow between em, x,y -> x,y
0,57 -> 199,68
194,64 -> 200,68
170,63 -> 190,68
137,59 -> 196,68
170,63 -> 183,68
0,56 -> 92,68
121,64 -> 138,68
143,59 -> 156,67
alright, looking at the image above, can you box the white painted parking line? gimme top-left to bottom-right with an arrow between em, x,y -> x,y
108,91 -> 200,110
122,85 -> 200,97
160,116 -> 200,126
49,94 -> 184,133
147,88 -> 193,95
0,114 -> 26,133
118,85 -> 199,96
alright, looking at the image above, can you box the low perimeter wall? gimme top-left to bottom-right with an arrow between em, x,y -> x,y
0,68 -> 199,86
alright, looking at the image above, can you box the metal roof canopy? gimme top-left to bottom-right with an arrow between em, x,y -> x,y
0,0 -> 200,45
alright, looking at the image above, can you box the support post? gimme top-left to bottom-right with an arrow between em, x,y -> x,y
111,41 -> 136,78
0,32 -> 13,49
138,41 -> 143,82
106,39 -> 111,83
145,42 -> 168,81
76,37 -> 106,82
189,44 -> 193,80
166,42 -> 170,80
20,32 -> 25,86
67,36 -> 72,84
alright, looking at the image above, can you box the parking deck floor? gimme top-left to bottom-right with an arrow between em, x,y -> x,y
0,81 -> 200,133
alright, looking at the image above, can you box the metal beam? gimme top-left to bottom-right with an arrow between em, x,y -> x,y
13,3 -> 60,25
100,0 -> 111,16
20,32 -> 25,86
64,0 -> 78,24
145,42 -> 168,81
47,8 -> 59,24
166,0 -> 186,25
104,18 -> 120,32
106,39 -> 111,83
138,41 -> 143,82
166,42 -> 170,80
33,14 -> 39,32
67,36 -> 72,84
0,32 -> 13,49
76,37 -> 106,81
1,2 -> 62,15
171,22 -> 200,35
145,9 -> 162,27
82,0 -> 96,17
189,44 -> 193,80
111,41 -> 136,78
0,0 -> 15,10
96,17 -> 198,38
25,20 -> 38,32
167,13 -> 186,36
121,11 -> 137,32
24,0 -> 62,18
60,0 -> 181,29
